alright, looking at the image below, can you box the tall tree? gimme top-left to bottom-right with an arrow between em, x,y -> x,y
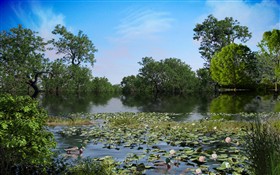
193,15 -> 251,68
52,25 -> 97,66
258,29 -> 280,91
0,25 -> 49,95
210,43 -> 258,89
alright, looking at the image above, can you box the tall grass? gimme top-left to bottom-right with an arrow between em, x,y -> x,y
244,118 -> 280,175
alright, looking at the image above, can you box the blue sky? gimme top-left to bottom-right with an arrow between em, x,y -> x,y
1,0 -> 279,84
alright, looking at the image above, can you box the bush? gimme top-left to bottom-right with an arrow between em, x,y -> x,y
0,94 -> 56,174
67,157 -> 117,175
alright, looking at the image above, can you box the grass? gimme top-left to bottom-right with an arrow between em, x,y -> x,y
244,118 -> 280,175
47,115 -> 93,126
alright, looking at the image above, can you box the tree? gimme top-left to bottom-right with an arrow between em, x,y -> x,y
196,68 -> 214,91
136,57 -> 197,94
121,75 -> 146,93
210,43 -> 258,89
52,25 -> 97,66
90,77 -> 116,93
193,15 -> 251,68
42,59 -> 68,94
0,94 -> 56,173
0,25 -> 49,95
161,58 -> 197,93
258,29 -> 280,91
138,57 -> 165,93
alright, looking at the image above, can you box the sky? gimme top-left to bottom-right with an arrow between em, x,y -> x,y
1,0 -> 279,84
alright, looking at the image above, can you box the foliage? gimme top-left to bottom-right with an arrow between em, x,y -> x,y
67,157 -> 117,175
122,57 -> 198,94
193,14 -> 251,68
121,75 -> 147,94
210,43 -> 258,89
52,24 -> 97,66
257,29 -> 280,91
91,77 -> 117,93
244,118 -> 280,175
196,68 -> 215,91
0,25 -> 49,93
0,94 -> 56,174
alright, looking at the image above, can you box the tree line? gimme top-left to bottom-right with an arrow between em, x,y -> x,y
1,15 -> 279,96
122,15 -> 279,94
0,25 -> 119,97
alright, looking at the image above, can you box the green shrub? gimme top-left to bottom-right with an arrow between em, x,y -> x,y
67,157 -> 116,175
0,94 -> 56,174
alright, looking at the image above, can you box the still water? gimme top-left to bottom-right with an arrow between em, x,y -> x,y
39,92 -> 280,121
44,92 -> 278,174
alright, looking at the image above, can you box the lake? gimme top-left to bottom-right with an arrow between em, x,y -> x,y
43,92 -> 277,174
39,92 -> 280,121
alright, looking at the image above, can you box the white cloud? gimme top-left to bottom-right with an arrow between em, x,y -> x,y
11,1 -> 66,60
204,0 -> 280,50
113,8 -> 174,43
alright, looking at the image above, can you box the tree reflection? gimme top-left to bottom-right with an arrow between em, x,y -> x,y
40,92 -> 118,115
210,94 -> 254,113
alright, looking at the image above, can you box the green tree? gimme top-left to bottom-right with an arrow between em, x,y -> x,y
196,68 -> 214,91
52,25 -> 97,66
193,15 -> 251,68
121,75 -> 146,93
161,58 -> 197,93
138,57 -> 163,93
136,57 -> 197,94
258,29 -> 280,91
66,65 -> 92,92
210,43 -> 258,89
42,59 -> 68,94
0,25 -> 49,95
91,77 -> 116,93
0,94 -> 56,174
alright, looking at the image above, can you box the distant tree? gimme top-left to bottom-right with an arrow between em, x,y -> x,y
121,75 -> 146,93
193,15 -> 251,68
210,43 -> 258,89
258,29 -> 280,91
91,77 -> 116,93
52,25 -> 97,66
42,59 -> 67,94
161,58 -> 197,93
136,57 -> 197,94
138,57 -> 164,93
196,68 -> 214,91
0,25 -> 49,95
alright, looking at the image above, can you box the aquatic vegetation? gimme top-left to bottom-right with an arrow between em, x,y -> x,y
47,113 -> 93,126
55,112 -> 258,174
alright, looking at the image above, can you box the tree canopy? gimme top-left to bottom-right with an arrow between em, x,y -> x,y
122,57 -> 198,94
257,29 -> 280,91
52,25 -> 97,66
210,43 -> 258,89
193,15 -> 251,68
0,25 -> 49,94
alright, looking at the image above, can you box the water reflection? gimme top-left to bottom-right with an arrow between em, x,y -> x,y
38,92 -> 280,117
40,93 -> 119,115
